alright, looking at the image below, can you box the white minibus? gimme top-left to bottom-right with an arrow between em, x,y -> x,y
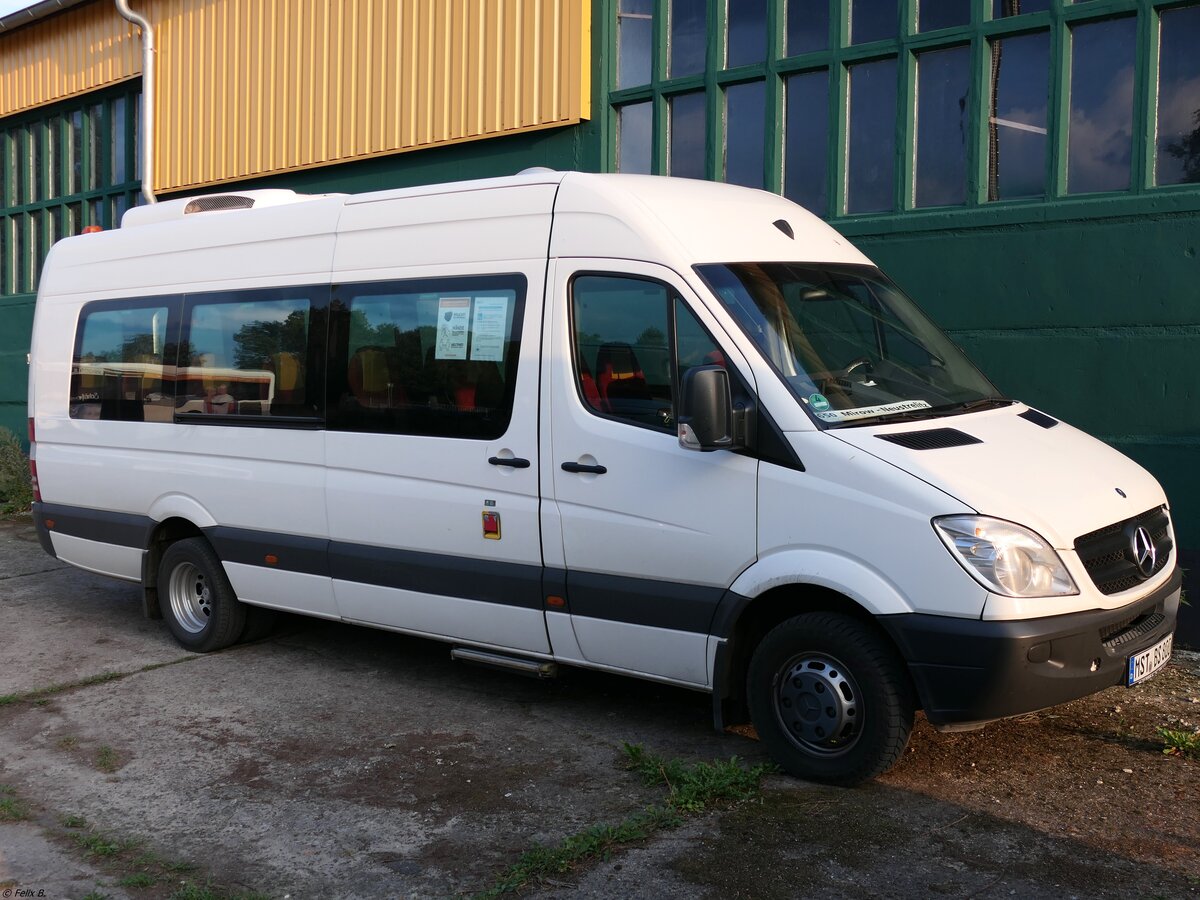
27,172 -> 1180,784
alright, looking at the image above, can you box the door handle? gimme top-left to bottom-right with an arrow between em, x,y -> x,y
561,461 -> 608,475
489,456 -> 531,469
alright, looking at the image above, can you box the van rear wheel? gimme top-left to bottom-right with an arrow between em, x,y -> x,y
747,612 -> 913,786
159,537 -> 245,652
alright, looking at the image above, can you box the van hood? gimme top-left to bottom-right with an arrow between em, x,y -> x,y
826,405 -> 1167,549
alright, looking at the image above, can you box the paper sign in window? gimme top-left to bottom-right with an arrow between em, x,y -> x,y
470,296 -> 509,362
435,297 -> 470,360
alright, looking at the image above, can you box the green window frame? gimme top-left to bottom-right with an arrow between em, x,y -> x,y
1,82 -> 142,297
607,0 -> 1200,223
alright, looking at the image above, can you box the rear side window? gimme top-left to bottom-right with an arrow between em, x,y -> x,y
177,290 -> 323,419
71,300 -> 178,422
330,275 -> 526,439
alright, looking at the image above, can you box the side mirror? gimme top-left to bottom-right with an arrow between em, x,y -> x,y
678,365 -> 738,452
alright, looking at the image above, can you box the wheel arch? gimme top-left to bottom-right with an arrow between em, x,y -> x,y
140,516 -> 208,619
711,581 -> 917,733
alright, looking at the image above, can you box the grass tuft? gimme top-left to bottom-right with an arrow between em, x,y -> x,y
61,813 -> 88,828
0,785 -> 30,821
480,744 -> 773,897
0,426 -> 32,516
1159,726 -> 1200,759
95,745 -> 120,773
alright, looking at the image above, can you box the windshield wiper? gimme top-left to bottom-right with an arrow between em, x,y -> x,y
934,397 -> 1013,416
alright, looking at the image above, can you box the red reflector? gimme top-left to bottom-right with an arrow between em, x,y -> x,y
81,225 -> 103,234
546,595 -> 566,608
44,519 -> 55,529
29,459 -> 41,503
27,417 -> 35,444
264,554 -> 279,565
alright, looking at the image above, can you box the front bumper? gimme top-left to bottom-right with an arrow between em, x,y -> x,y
879,567 -> 1182,727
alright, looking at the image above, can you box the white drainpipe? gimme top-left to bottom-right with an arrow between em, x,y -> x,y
114,0 -> 156,204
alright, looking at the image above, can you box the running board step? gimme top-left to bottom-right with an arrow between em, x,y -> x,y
450,647 -> 558,679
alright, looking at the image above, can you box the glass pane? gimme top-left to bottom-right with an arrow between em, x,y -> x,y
725,81 -> 766,188
16,127 -> 30,206
72,303 -> 174,422
788,0 -> 829,55
993,0 -> 1050,16
1157,4 -> 1200,186
916,46 -> 970,207
618,101 -> 654,174
847,57 -> 898,213
181,297 -> 312,417
573,275 -> 672,429
68,202 -> 83,236
988,31 -> 1050,201
784,70 -> 830,214
340,280 -> 523,438
670,91 -> 707,179
920,0 -> 970,31
727,0 -> 767,68
15,214 -> 27,293
111,96 -> 127,184
1068,17 -> 1135,194
851,0 -> 896,45
88,197 -> 104,229
30,210 -> 43,292
31,125 -> 44,200
70,110 -> 83,195
670,0 -> 707,78
87,104 -> 103,191
618,0 -> 653,88
47,116 -> 62,199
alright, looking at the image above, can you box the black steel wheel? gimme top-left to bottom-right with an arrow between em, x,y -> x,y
747,611 -> 913,785
158,537 -> 246,652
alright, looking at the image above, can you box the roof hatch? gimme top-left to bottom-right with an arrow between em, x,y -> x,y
121,189 -> 344,228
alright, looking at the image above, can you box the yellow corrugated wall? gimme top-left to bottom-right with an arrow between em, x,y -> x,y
0,2 -> 141,117
2,0 -> 591,194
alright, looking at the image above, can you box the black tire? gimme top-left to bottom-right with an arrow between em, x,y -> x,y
239,605 -> 279,643
157,537 -> 246,652
747,611 -> 913,786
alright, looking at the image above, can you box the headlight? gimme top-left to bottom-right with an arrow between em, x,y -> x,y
933,516 -> 1078,598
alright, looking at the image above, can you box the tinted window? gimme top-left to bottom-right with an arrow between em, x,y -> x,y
670,0 -> 708,78
618,0 -> 654,88
571,274 -> 720,432
725,80 -> 766,188
784,69 -> 830,215
332,276 -> 525,440
847,57 -> 898,213
916,45 -> 971,207
988,31 -> 1050,200
71,299 -> 178,422
619,101 -> 653,174
670,91 -> 707,179
852,0 -> 896,44
1156,4 -> 1200,186
1068,17 -> 1136,194
727,0 -> 768,68
787,0 -> 829,55
178,291 -> 321,419
920,0 -> 970,31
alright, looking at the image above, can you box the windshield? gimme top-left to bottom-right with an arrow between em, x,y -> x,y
697,263 -> 1004,427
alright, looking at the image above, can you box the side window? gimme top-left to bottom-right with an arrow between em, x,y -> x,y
332,275 -> 525,439
177,292 -> 320,419
70,300 -> 177,422
571,274 -> 721,431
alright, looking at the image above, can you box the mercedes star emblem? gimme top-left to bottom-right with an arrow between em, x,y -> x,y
1131,526 -> 1157,578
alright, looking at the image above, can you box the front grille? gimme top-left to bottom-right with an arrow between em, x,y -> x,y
1075,506 -> 1172,595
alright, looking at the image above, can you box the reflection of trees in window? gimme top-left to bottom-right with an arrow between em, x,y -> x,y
232,310 -> 307,369
1166,110 -> 1200,184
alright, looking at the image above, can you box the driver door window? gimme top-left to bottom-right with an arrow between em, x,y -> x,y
571,274 -> 720,430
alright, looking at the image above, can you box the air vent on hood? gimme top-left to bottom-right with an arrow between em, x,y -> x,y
184,195 -> 256,213
876,428 -> 983,450
1019,409 -> 1059,429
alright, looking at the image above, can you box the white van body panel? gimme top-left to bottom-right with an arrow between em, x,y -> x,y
224,563 -> 341,619
737,431 -> 983,616
146,494 -> 219,530
49,532 -> 142,581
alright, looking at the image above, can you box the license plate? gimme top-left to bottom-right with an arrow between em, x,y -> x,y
1127,633 -> 1173,687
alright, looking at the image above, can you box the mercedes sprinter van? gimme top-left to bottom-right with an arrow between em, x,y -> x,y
28,172 -> 1180,784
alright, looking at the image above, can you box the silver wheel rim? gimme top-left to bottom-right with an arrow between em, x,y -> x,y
773,653 -> 862,757
167,561 -> 212,634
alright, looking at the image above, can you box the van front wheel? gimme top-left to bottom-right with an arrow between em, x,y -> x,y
747,612 -> 913,786
158,537 -> 246,652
